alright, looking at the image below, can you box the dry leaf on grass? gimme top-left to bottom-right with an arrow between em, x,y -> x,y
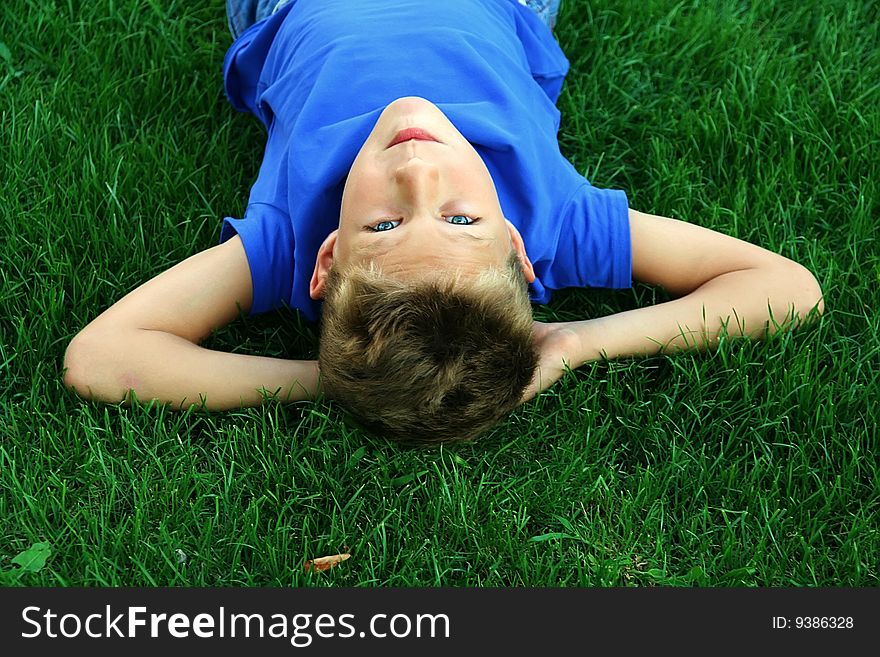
304,553 -> 351,573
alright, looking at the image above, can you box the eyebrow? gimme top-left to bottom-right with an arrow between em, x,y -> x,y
356,229 -> 494,257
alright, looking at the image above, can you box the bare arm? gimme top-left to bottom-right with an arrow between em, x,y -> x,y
520,209 -> 825,403
63,236 -> 321,409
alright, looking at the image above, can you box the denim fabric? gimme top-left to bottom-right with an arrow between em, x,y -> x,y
226,0 -> 561,41
518,0 -> 562,31
226,0 -> 292,41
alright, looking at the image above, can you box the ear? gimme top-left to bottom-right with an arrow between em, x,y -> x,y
309,229 -> 340,300
505,219 -> 536,283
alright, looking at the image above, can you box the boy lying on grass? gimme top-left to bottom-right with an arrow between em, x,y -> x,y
63,0 -> 825,445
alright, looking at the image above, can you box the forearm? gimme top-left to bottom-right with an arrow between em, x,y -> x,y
567,266 -> 825,365
64,328 -> 321,410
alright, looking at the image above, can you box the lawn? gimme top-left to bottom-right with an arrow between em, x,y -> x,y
0,0 -> 877,586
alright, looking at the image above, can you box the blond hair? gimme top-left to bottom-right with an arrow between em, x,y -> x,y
317,250 -> 538,445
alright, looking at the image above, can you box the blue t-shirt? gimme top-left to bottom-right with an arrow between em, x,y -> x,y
220,0 -> 632,323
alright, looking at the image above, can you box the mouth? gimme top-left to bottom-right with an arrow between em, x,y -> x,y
386,128 -> 440,149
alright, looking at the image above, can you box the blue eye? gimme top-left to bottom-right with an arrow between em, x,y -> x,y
369,215 -> 478,232
373,220 -> 399,232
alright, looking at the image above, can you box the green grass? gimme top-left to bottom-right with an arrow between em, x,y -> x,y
1,0 -> 877,586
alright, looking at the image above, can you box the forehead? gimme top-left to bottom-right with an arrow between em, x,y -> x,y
351,235 -> 502,280
364,250 -> 498,280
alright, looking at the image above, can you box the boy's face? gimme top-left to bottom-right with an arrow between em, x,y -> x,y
310,96 -> 535,299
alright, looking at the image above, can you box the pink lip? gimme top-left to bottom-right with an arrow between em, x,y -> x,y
387,128 -> 439,149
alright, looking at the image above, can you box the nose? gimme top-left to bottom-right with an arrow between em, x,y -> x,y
393,155 -> 440,206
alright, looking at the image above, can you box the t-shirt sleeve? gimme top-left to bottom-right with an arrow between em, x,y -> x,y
219,96 -> 294,316
547,182 -> 632,290
220,202 -> 294,315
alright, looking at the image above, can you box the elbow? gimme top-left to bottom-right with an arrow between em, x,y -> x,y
63,329 -> 112,399
62,331 -> 92,398
789,264 -> 825,323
